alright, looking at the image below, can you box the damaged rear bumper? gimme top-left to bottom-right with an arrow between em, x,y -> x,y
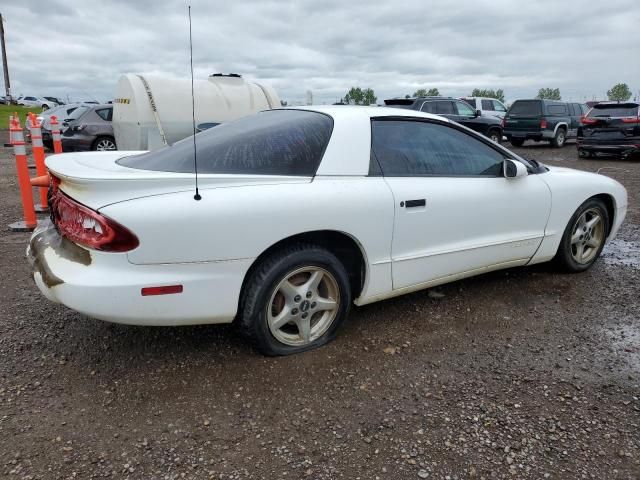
27,221 -> 252,326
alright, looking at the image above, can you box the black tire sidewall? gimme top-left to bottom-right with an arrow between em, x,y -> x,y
241,246 -> 352,356
510,139 -> 524,147
556,198 -> 609,272
552,128 -> 566,148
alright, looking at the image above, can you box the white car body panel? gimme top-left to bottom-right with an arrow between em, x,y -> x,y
385,174 -> 551,289
30,106 -> 628,326
460,97 -> 508,119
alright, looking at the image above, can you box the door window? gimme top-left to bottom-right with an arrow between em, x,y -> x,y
435,101 -> 455,115
371,119 -> 505,177
455,100 -> 476,116
492,100 -> 507,112
481,99 -> 494,110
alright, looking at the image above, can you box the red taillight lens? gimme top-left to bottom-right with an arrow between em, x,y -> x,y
540,119 -> 548,129
500,118 -> 506,128
52,193 -> 139,252
621,117 -> 640,124
581,116 -> 598,125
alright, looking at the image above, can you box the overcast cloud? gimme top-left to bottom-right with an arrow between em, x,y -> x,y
2,0 -> 639,104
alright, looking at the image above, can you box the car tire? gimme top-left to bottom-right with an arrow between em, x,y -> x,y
488,129 -> 502,144
92,136 -> 117,151
554,198 -> 609,273
41,104 -> 49,111
238,244 -> 351,356
578,149 -> 593,159
510,138 -> 525,147
550,128 -> 566,148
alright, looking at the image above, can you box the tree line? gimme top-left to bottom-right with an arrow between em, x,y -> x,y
340,83 -> 634,105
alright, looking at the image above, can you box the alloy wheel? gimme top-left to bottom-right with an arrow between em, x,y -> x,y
96,139 -> 116,151
570,208 -> 604,264
267,266 -> 340,346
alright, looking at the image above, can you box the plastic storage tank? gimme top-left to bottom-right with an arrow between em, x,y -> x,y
113,73 -> 280,150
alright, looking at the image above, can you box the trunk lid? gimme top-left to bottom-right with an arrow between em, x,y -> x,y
45,151 -> 311,210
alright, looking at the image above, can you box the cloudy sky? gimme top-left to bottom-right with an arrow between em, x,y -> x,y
2,0 -> 639,104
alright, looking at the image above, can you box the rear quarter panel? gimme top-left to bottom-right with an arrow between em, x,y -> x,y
100,176 -> 396,297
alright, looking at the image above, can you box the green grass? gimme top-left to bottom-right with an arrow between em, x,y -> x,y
0,104 -> 45,129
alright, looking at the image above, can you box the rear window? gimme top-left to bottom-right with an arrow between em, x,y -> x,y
587,103 -> 640,118
508,101 -> 541,116
118,110 -> 333,176
67,106 -> 89,120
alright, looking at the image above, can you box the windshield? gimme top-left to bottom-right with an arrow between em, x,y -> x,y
588,103 -> 639,118
118,109 -> 334,176
508,101 -> 542,116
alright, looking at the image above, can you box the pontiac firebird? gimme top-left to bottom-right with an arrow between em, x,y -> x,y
27,106 -> 627,355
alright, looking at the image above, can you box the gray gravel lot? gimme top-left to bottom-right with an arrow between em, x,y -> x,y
0,138 -> 639,479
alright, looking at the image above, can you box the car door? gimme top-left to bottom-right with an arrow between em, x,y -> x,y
452,100 -> 486,134
491,100 -> 507,119
371,118 -> 551,290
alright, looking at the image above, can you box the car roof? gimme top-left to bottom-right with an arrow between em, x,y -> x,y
287,105 -> 450,122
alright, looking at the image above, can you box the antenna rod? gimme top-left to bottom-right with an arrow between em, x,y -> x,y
189,5 -> 201,201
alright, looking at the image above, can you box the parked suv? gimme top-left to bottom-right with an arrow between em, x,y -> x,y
460,97 -> 508,119
577,101 -> 640,160
61,104 -> 116,151
503,99 -> 587,148
384,96 -> 503,142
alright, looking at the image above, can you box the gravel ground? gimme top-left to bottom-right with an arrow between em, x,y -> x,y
0,137 -> 639,480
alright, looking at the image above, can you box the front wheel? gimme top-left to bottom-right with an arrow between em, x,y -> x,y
510,138 -> 525,147
41,104 -> 49,111
554,198 -> 609,272
238,244 -> 351,356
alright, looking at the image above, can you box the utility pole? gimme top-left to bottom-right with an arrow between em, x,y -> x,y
0,13 -> 11,104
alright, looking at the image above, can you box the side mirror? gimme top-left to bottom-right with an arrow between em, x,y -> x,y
504,159 -> 528,178
475,109 -> 482,117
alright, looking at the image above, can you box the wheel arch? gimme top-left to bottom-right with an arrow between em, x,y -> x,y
553,122 -> 568,135
239,230 -> 369,306
592,193 -> 616,237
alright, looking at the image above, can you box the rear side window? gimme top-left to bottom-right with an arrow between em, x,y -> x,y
420,102 -> 436,114
95,108 -> 112,121
587,103 -> 640,118
508,101 -> 542,116
461,98 -> 476,108
371,119 -> 504,177
118,110 -> 333,175
547,104 -> 567,115
481,99 -> 493,110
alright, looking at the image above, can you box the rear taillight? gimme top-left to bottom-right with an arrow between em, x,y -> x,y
621,117 -> 640,124
51,193 -> 139,252
581,116 -> 598,125
540,119 -> 547,129
500,118 -> 506,128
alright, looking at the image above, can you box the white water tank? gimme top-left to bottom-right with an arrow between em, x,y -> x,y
113,73 -> 280,150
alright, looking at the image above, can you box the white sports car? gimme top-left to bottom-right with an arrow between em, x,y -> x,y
28,106 -> 627,355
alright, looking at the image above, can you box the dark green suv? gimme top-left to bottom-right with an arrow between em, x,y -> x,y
503,99 -> 587,148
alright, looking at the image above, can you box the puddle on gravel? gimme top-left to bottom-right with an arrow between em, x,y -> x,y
602,238 -> 640,268
604,323 -> 640,373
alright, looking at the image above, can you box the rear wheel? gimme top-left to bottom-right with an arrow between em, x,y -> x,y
92,136 -> 117,151
555,198 -> 609,272
488,129 -> 501,144
41,104 -> 49,111
578,149 -> 593,159
550,128 -> 566,148
510,138 -> 525,147
238,244 -> 351,356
